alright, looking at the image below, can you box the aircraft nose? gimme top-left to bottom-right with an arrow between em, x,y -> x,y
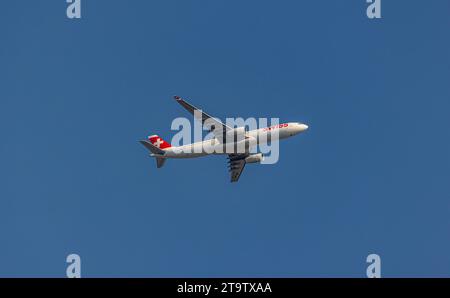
298,123 -> 309,132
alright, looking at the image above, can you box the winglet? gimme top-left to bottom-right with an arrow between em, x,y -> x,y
174,95 -> 182,101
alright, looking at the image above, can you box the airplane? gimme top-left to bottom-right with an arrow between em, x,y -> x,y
139,96 -> 308,182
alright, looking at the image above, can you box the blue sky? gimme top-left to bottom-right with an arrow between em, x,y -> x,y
1,0 -> 449,277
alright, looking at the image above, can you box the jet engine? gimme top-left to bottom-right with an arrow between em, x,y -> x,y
245,153 -> 264,164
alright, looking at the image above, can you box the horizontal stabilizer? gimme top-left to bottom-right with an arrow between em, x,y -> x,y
139,140 -> 165,155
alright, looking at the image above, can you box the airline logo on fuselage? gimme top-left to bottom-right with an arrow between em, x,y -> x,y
262,123 -> 288,131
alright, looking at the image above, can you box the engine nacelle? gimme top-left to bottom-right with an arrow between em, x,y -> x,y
245,153 -> 264,164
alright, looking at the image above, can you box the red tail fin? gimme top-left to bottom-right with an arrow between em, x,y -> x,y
148,135 -> 172,149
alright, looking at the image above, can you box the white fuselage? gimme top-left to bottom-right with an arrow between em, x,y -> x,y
158,122 -> 308,159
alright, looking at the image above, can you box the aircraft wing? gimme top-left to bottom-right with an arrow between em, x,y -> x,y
228,154 -> 249,183
174,96 -> 232,140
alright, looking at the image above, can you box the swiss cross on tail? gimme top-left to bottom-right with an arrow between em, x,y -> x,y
148,135 -> 171,149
